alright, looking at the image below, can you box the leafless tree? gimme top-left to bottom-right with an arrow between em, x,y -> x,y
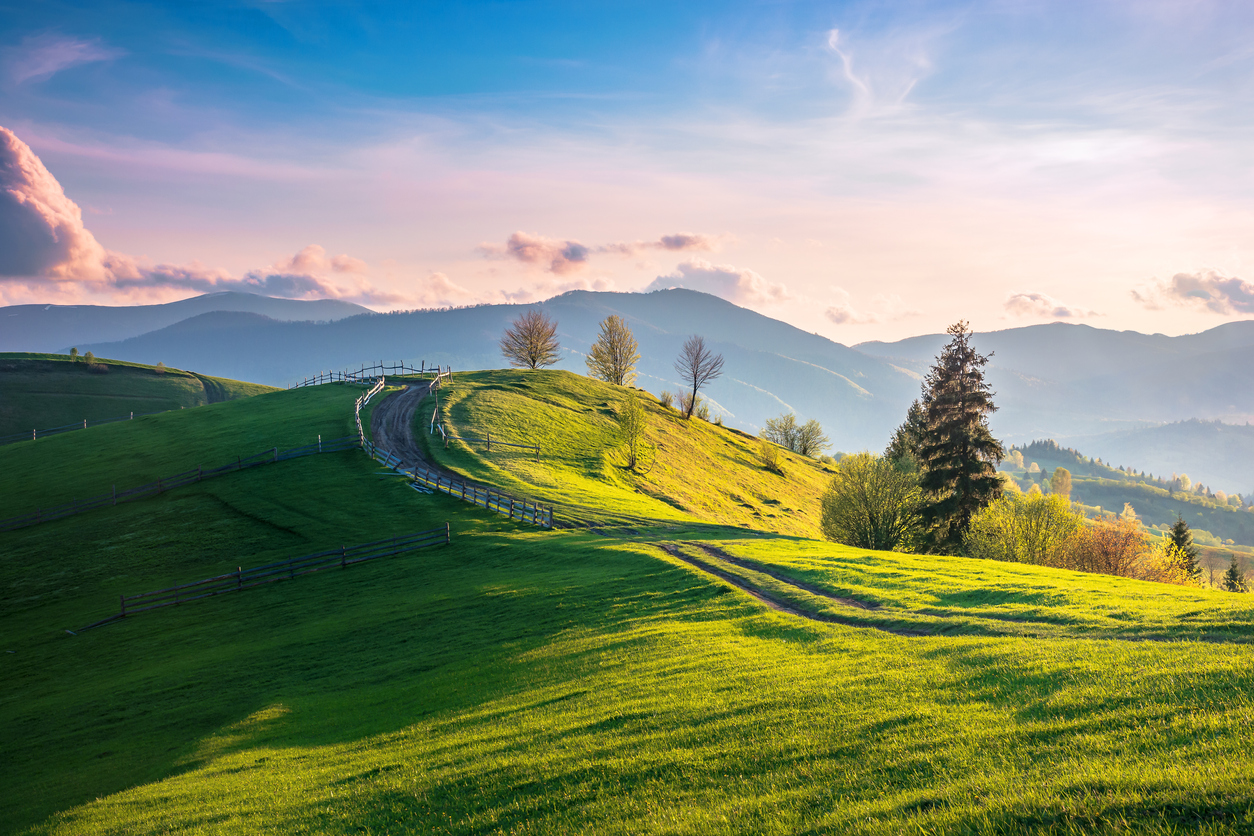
673,335 -> 724,419
586,315 -> 640,385
500,309 -> 561,369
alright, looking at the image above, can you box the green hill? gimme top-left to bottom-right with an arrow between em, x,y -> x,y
5,371 -> 1254,835
0,353 -> 275,439
1002,439 -> 1254,555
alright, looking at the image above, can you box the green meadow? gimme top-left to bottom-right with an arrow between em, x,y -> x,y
4,370 -> 1254,834
0,353 -> 275,439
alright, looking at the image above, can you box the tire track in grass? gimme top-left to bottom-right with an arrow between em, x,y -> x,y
655,543 -> 931,637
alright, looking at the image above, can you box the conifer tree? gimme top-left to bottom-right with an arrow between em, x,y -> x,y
1222,554 -> 1248,593
916,321 -> 1004,553
1168,515 -> 1201,579
884,399 -> 926,471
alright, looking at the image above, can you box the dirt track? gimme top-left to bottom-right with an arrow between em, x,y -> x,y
369,382 -> 435,469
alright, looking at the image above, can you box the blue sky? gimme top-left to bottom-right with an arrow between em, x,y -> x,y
2,1 -> 1254,339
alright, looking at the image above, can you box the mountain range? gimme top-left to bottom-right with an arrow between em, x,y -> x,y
3,289 -> 1251,491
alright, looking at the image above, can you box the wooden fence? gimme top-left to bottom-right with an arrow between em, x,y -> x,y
362,439 -> 553,528
0,409 -> 174,448
0,434 -> 361,533
290,361 -> 448,389
78,526 -> 450,631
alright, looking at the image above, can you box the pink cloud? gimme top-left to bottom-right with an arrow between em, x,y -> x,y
645,258 -> 791,306
1004,291 -> 1096,319
0,125 -> 400,306
1132,270 -> 1254,314
481,230 -> 724,272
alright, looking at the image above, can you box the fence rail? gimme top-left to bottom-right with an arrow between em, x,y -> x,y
0,434 -> 362,533
0,409 -> 175,448
290,361 -> 447,389
362,438 -> 553,528
79,526 -> 450,631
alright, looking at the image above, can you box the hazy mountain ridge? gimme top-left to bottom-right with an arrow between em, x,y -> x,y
76,290 -> 922,451
0,291 -> 370,353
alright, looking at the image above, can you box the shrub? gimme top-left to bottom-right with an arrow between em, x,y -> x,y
680,392 -> 710,419
965,493 -> 1083,565
88,361 -> 109,374
658,390 -> 675,409
820,452 -> 923,552
756,438 -> 783,474
762,413 -> 830,457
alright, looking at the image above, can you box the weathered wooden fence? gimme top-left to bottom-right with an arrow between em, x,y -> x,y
0,409 -> 175,447
78,526 -> 450,631
362,438 -> 553,527
0,434 -> 361,533
290,361 -> 447,389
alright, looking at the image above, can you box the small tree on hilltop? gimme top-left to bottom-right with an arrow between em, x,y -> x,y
501,310 -> 561,370
1168,515 -> 1201,580
916,321 -> 1004,553
1222,554 -> 1248,593
586,315 -> 640,386
83,351 -> 95,365
69,347 -> 79,361
673,335 -> 723,419
616,394 -> 653,471
762,412 -> 829,458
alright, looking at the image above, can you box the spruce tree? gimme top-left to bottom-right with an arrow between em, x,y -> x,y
1168,515 -> 1201,579
916,321 -> 1004,553
884,399 -> 926,471
1222,554 -> 1248,593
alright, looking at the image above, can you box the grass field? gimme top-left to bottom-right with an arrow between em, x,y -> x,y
0,353 -> 275,438
5,370 -> 1254,835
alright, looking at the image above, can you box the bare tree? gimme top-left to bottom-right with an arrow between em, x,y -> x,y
762,412 -> 831,458
673,335 -> 723,419
586,315 -> 640,385
500,310 -> 561,369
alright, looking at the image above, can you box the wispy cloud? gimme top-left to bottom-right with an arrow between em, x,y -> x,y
1004,292 -> 1097,319
479,230 -> 724,274
1132,270 -> 1254,314
824,288 -> 918,325
4,33 -> 124,85
645,258 -> 790,306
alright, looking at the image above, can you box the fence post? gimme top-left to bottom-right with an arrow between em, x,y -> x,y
445,522 -> 450,543
487,433 -> 491,452
341,546 -> 347,568
130,412 -> 133,420
318,434 -> 322,453
83,418 -> 87,429
273,447 -> 278,463
112,485 -> 116,506
32,428 -> 36,441
120,594 -> 126,617
238,567 -> 243,590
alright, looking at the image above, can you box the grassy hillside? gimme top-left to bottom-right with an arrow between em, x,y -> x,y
5,372 -> 1254,834
0,353 -> 275,438
1003,439 -> 1254,551
414,369 -> 836,536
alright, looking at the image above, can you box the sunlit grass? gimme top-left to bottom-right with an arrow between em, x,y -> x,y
5,372 -> 1254,835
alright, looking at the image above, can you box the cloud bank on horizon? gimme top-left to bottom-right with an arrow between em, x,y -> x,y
2,1 -> 1254,338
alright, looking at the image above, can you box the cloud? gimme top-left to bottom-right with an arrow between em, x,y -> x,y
478,231 -> 590,275
4,33 -> 124,85
481,230 -> 724,272
0,125 -> 399,306
644,258 -> 791,306
824,289 -> 919,325
0,125 -> 111,283
1004,292 -> 1096,319
1132,270 -> 1254,314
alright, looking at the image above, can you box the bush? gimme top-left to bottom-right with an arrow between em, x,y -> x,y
820,452 -> 923,552
965,493 -> 1083,565
155,362 -> 166,375
87,362 -> 109,374
658,390 -> 675,409
757,438 -> 783,474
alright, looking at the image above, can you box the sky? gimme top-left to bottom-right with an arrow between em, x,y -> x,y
2,0 -> 1254,342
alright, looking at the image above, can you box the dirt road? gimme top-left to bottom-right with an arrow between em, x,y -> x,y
368,382 -> 436,468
